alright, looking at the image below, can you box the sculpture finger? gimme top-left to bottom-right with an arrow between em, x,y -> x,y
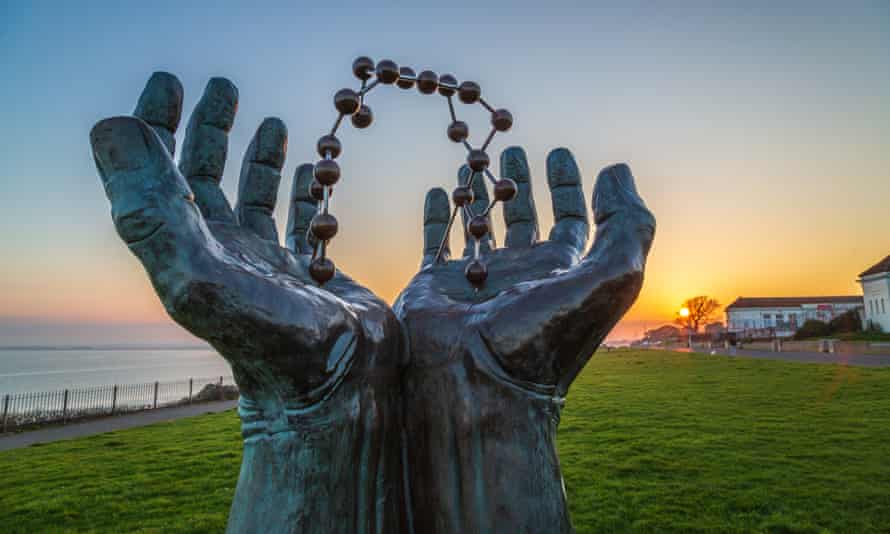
133,72 -> 183,156
588,163 -> 655,262
422,188 -> 452,267
235,118 -> 287,242
285,163 -> 318,254
500,146 -> 538,248
546,148 -> 589,255
92,117 -> 358,364
458,164 -> 493,257
178,77 -> 238,223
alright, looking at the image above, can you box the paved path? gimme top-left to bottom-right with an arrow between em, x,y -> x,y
0,400 -> 237,452
705,347 -> 890,367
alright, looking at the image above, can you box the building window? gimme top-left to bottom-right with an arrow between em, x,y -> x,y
883,298 -> 886,315
774,314 -> 783,329
870,301 -> 875,315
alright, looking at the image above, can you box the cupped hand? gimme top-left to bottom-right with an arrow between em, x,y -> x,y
396,146 -> 655,395
90,73 -> 401,410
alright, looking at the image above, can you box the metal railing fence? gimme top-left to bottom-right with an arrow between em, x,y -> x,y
1,375 -> 237,432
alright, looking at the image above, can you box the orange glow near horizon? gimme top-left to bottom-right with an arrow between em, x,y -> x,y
2,190 -> 882,341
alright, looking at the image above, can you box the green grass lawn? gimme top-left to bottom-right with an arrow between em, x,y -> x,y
2,350 -> 889,533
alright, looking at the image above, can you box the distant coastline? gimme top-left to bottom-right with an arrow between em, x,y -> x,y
0,346 -> 229,395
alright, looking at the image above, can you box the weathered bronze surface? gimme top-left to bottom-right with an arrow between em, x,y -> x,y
91,70 -> 655,534
91,74 -> 407,533
394,148 -> 655,533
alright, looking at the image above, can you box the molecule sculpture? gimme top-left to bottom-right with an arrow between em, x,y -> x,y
309,56 -> 516,287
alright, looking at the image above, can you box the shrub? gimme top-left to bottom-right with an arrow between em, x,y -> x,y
193,383 -> 240,402
793,320 -> 831,340
829,309 -> 862,334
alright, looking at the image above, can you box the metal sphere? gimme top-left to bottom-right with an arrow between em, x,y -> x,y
467,149 -> 490,172
309,180 -> 327,202
375,59 -> 400,84
334,88 -> 361,115
310,213 -> 339,241
417,70 -> 439,94
314,159 -> 341,186
447,121 -> 469,143
397,67 -> 416,89
494,178 -> 518,202
468,215 -> 489,239
458,81 -> 481,104
316,134 -> 341,159
464,260 -> 488,286
452,185 -> 474,207
351,105 -> 373,129
352,56 -> 375,81
438,74 -> 458,97
491,109 -> 513,132
309,257 -> 336,284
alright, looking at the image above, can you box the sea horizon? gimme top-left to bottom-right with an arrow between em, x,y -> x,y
0,346 -> 230,396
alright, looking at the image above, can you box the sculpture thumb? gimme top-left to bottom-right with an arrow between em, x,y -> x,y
590,163 -> 655,260
91,116 -> 197,247
593,164 -> 645,222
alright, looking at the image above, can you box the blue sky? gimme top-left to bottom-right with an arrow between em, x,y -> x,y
1,1 -> 888,344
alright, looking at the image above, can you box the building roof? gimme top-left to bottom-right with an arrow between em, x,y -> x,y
859,254 -> 890,278
726,296 -> 863,310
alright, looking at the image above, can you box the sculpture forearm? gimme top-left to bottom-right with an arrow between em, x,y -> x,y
229,368 -> 408,534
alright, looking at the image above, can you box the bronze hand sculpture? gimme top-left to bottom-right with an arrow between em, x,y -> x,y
395,149 -> 655,533
91,73 -> 407,533
91,72 -> 654,534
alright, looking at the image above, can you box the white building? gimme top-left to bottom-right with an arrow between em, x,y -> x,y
859,255 -> 890,332
726,296 -> 863,338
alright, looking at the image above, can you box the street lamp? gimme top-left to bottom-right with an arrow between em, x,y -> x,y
679,307 -> 692,348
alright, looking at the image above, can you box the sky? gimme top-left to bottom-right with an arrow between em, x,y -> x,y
1,1 -> 888,345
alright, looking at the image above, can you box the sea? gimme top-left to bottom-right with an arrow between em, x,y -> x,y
0,347 -> 231,395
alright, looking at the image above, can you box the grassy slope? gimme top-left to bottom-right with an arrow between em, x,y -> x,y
1,350 -> 889,533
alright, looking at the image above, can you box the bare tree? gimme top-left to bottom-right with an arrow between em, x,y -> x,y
675,296 -> 721,333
